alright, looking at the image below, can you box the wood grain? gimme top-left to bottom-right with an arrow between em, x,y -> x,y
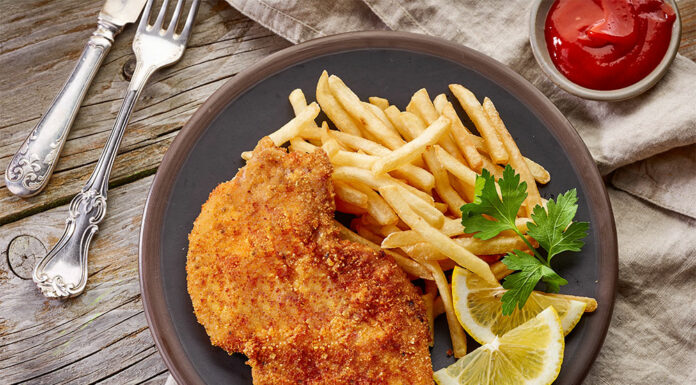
0,0 -> 694,383
0,176 -> 167,384
680,0 -> 696,59
0,0 -> 290,225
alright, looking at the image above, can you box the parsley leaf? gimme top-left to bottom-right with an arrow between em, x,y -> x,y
460,166 -> 527,240
527,189 -> 589,261
501,250 -> 568,314
459,165 -> 589,316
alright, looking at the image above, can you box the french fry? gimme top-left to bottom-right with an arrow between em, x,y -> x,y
467,131 -> 549,183
525,157 -> 551,184
433,295 -> 445,317
332,166 -> 434,206
268,102 -> 320,146
330,133 -> 434,190
372,116 -> 450,175
382,231 -> 429,249
299,125 -> 323,141
449,84 -> 508,164
352,183 -> 399,226
289,137 -> 318,153
433,145 -> 478,190
335,199 -> 368,215
390,184 -> 445,228
437,101 -> 484,171
316,71 -> 362,136
331,150 -> 377,168
382,217 -> 531,249
389,166 -> 435,192
384,106 -> 416,141
491,260 -> 513,281
410,89 -> 440,124
483,97 -> 542,214
332,130 -> 392,155
422,261 -> 467,358
364,102 -> 401,137
409,89 -> 466,163
289,88 -> 307,115
399,111 -> 427,140
450,175 -> 476,204
395,179 -> 436,205
453,234 -> 530,255
379,185 -> 498,285
423,147 -> 466,216
241,151 -> 252,160
402,235 -> 530,260
401,242 -> 447,261
438,258 -> 457,271
333,181 -> 368,208
426,278 -> 438,296
434,202 -> 448,213
377,224 -> 402,237
369,96 -> 389,110
335,220 -> 431,280
432,93 -> 448,111
359,213 -> 383,228
321,133 -> 341,158
478,151 -> 505,179
328,75 -> 406,149
354,223 -> 385,245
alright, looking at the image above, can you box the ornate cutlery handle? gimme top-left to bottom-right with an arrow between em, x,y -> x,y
33,63 -> 154,299
32,189 -> 106,298
5,18 -> 122,197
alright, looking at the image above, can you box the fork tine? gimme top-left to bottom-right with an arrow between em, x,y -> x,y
178,0 -> 200,42
137,0 -> 154,32
153,0 -> 170,30
166,0 -> 185,35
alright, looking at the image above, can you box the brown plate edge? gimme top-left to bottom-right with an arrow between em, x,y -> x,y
138,30 -> 618,385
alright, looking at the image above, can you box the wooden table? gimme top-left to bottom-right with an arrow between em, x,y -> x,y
1,1 -> 694,383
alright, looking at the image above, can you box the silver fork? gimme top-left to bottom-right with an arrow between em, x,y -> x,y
33,0 -> 200,299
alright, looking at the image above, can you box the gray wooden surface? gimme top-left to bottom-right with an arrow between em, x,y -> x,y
1,0 -> 694,383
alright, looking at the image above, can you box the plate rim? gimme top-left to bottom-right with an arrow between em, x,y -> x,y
139,30 -> 618,385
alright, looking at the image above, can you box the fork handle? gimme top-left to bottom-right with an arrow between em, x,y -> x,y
5,18 -> 122,197
32,63 -> 155,299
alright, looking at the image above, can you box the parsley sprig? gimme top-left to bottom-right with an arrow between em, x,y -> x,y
460,165 -> 589,315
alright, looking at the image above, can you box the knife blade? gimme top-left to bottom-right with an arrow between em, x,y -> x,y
101,0 -> 149,26
5,0 -> 147,197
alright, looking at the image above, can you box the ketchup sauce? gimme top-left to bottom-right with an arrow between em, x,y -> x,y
545,0 -> 676,90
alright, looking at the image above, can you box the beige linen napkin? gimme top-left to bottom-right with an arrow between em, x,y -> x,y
179,1 -> 695,383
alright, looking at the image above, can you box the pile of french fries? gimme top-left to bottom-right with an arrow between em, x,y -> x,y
242,71 -> 562,357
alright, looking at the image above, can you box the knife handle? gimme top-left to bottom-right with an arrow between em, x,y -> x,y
5,18 -> 122,197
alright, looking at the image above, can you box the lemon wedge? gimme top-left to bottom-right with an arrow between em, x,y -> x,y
452,266 -> 586,344
434,306 -> 564,385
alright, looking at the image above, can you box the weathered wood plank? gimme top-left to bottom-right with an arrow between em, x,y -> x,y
0,176 -> 157,384
0,0 -> 291,225
679,0 -> 696,60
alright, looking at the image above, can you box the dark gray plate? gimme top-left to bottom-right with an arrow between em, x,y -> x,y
139,31 -> 617,385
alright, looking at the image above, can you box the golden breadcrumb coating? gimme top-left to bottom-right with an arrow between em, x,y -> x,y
187,138 -> 432,385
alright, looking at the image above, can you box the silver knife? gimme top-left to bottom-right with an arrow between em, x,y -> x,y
5,0 -> 147,197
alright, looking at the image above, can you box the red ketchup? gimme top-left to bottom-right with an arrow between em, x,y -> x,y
545,0 -> 676,90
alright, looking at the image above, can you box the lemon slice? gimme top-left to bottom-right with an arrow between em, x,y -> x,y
434,306 -> 564,385
452,266 -> 586,344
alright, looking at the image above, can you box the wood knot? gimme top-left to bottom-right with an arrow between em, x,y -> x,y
6,235 -> 46,280
122,57 -> 136,81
